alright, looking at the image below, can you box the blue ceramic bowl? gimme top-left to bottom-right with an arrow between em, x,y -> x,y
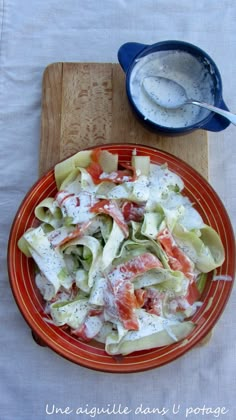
118,40 -> 230,135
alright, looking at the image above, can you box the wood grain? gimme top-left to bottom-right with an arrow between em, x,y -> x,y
39,62 -> 208,177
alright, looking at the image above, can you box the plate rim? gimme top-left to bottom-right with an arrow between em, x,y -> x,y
7,143 -> 235,373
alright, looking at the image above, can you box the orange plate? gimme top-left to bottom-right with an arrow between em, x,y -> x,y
8,144 -> 235,373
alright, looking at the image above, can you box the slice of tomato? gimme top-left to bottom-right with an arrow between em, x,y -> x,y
185,280 -> 200,305
57,221 -> 92,246
122,201 -> 146,222
49,221 -> 92,247
86,161 -> 103,183
134,288 -> 147,307
157,228 -> 194,280
90,148 -> 102,163
108,252 -> 163,287
86,149 -> 137,185
106,253 -> 163,330
103,281 -> 139,330
157,228 -> 201,306
116,282 -> 139,330
90,199 -> 129,237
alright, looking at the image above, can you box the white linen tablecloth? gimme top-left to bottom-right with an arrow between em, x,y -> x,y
1,1 -> 235,419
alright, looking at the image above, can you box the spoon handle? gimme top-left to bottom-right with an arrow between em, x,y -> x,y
190,100 -> 236,126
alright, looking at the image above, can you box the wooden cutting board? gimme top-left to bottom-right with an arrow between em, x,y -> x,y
39,62 -> 208,178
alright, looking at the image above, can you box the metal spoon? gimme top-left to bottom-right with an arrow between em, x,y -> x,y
142,76 -> 236,125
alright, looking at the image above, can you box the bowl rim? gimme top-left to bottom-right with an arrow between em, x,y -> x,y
125,40 -> 224,133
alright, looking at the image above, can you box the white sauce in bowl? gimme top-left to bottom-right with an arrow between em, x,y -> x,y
129,50 -> 216,128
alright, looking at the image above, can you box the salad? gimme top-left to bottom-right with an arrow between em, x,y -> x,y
18,148 -> 225,355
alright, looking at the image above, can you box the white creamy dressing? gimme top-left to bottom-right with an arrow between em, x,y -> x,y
139,164 -> 204,232
50,298 -> 90,329
143,76 -> 187,108
147,163 -> 184,205
123,309 -> 179,339
58,191 -> 97,224
130,50 -> 216,128
124,163 -> 185,212
83,315 -> 103,339
24,226 -> 73,299
89,276 -> 107,305
35,272 -> 56,302
212,274 -> 232,281
177,206 -> 204,231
